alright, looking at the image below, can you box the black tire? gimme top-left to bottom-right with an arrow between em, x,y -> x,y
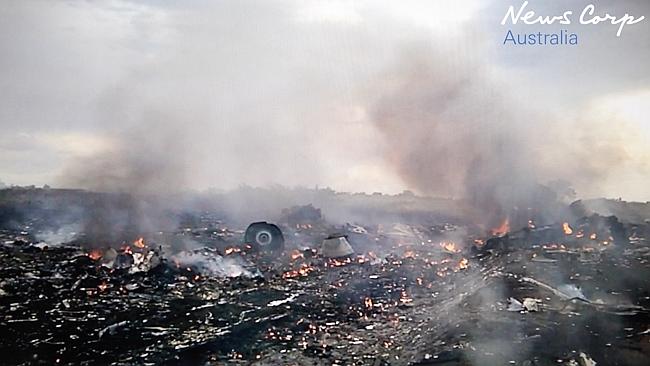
244,222 -> 284,253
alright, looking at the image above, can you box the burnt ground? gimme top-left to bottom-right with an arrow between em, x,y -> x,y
1,220 -> 649,366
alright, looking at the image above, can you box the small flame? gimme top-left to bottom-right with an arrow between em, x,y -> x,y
439,241 -> 461,253
88,249 -> 103,261
224,246 -> 242,255
290,249 -> 304,261
457,258 -> 469,270
490,218 -> 510,237
133,237 -> 145,248
590,233 -> 597,240
282,263 -> 315,278
327,257 -> 353,267
364,297 -> 373,309
562,223 -> 573,235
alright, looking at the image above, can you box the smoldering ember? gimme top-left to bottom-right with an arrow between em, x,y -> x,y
0,185 -> 649,365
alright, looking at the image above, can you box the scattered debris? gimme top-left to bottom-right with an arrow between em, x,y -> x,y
507,297 -> 524,312
1,192 -> 649,365
522,298 -> 539,312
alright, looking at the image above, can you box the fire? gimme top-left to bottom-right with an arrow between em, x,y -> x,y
282,263 -> 315,278
133,237 -> 146,248
490,218 -> 510,237
327,257 -> 353,267
289,249 -> 304,261
224,246 -> 242,255
457,258 -> 469,270
439,241 -> 461,253
562,222 -> 573,235
88,249 -> 103,261
590,233 -> 597,240
364,297 -> 373,309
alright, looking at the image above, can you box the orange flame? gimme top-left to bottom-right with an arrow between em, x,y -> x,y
439,241 -> 461,253
133,237 -> 146,248
88,249 -> 103,261
225,246 -> 242,255
562,222 -> 573,235
457,258 -> 469,270
327,257 -> 353,267
290,250 -> 304,261
282,263 -> 315,278
364,297 -> 373,309
490,218 -> 510,237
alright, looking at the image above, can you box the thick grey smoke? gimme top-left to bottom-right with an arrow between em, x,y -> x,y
367,43 -> 646,226
59,118 -> 188,195
2,0 -> 645,221
368,46 -> 539,224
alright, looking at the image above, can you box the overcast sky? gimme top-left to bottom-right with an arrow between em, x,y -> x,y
0,0 -> 648,201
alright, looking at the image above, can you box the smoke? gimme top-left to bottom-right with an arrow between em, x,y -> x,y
60,130 -> 186,195
9,0 -> 642,233
367,45 -> 537,223
366,43 -> 646,226
170,250 -> 258,278
50,80 -> 196,244
35,223 -> 81,246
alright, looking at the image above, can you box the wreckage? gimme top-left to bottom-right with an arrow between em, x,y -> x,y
0,189 -> 649,365
244,221 -> 285,254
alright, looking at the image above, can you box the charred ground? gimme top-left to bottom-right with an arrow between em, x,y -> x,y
0,187 -> 649,365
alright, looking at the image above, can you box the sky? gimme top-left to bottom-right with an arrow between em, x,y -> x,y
0,0 -> 648,201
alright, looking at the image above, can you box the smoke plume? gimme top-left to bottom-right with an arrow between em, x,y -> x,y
367,44 -> 644,226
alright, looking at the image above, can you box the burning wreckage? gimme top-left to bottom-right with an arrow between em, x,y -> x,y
1,192 -> 650,365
